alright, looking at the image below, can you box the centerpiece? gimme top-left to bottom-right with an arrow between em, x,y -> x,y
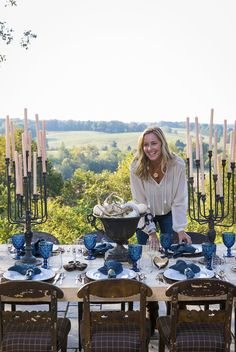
88,193 -> 147,262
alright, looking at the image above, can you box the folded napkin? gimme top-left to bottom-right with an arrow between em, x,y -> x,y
169,259 -> 200,279
98,260 -> 123,278
91,243 -> 114,256
170,243 -> 197,258
8,264 -> 41,279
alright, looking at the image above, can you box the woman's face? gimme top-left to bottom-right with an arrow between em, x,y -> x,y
143,132 -> 162,162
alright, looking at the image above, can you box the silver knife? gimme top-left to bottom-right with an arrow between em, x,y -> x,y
53,272 -> 61,285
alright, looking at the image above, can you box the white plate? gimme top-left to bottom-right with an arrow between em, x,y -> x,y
169,244 -> 202,256
164,267 -> 214,281
3,268 -> 55,281
86,268 -> 137,281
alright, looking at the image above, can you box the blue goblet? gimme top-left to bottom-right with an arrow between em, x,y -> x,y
202,242 -> 216,270
39,241 -> 53,269
128,244 -> 142,272
222,232 -> 235,257
84,234 -> 97,260
160,233 -> 173,257
11,234 -> 25,260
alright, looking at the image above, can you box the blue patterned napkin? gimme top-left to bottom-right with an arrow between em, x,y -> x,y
170,243 -> 197,258
92,243 -> 114,256
8,264 -> 41,277
169,259 -> 200,279
98,260 -> 123,278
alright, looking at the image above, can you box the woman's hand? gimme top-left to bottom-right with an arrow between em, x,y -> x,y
178,231 -> 192,244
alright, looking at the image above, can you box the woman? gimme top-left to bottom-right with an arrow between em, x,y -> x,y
130,126 -> 191,248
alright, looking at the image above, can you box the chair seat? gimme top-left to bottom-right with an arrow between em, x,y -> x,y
157,316 -> 226,352
81,320 -> 151,352
1,317 -> 71,352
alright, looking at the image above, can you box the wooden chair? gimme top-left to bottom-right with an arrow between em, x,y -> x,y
77,278 -> 153,352
156,278 -> 236,352
0,280 -> 71,352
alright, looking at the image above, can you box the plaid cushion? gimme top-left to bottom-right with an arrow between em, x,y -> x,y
81,320 -> 151,352
1,318 -> 71,352
157,316 -> 226,352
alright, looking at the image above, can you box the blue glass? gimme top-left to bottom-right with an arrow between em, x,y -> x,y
39,241 -> 53,269
160,233 -> 173,257
84,234 -> 97,260
202,242 -> 216,270
11,234 -> 25,260
128,244 -> 142,272
222,232 -> 235,257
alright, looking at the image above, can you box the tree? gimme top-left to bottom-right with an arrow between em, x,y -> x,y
0,1 -> 37,63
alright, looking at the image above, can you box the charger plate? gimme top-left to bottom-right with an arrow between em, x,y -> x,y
164,267 -> 214,281
86,268 -> 136,281
3,268 -> 55,281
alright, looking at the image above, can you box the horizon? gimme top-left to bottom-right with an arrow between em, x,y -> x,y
1,0 -> 236,125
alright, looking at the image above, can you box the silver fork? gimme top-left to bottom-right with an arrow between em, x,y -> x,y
59,272 -> 65,285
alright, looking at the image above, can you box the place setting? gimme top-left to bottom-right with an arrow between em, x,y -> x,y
3,237 -> 61,282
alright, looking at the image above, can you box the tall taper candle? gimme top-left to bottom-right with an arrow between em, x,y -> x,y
195,117 -> 200,160
186,117 -> 190,158
189,136 -> 193,177
213,130 -> 218,175
15,151 -> 19,194
223,119 -> 227,160
5,115 -> 10,158
33,152 -> 37,194
209,108 -> 214,151
228,131 -> 233,172
217,155 -> 223,197
22,133 -> 27,177
10,120 -> 15,161
199,136 -> 205,194
35,114 -> 41,157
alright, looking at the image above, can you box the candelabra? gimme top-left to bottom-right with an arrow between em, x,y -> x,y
187,153 -> 235,243
5,110 -> 47,264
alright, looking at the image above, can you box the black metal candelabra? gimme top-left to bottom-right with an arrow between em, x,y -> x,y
187,152 -> 235,243
6,154 -> 47,264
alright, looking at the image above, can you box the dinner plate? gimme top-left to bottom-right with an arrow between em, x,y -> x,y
169,244 -> 202,256
86,268 -> 137,281
163,267 -> 214,281
3,268 -> 55,281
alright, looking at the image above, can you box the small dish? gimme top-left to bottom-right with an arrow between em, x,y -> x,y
153,256 -> 169,269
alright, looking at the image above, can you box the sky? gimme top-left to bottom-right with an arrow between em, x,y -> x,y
1,0 -> 236,125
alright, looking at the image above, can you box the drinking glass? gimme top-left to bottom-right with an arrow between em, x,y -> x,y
202,242 -> 216,270
84,234 -> 97,260
11,234 -> 25,260
160,233 -> 173,257
39,241 -> 53,269
222,232 -> 235,257
146,239 -> 158,272
128,244 -> 142,272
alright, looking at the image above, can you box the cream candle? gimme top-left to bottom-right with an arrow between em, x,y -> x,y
15,151 -> 19,194
228,131 -> 233,172
209,109 -> 214,151
223,119 -> 227,160
28,131 -> 32,173
189,136 -> 193,177
195,117 -> 200,160
199,136 -> 205,194
33,152 -> 37,194
214,130 -> 218,175
5,115 -> 10,159
22,133 -> 27,177
18,153 -> 23,195
186,117 -> 190,158
10,120 -> 15,162
35,114 -> 41,157
217,155 -> 223,197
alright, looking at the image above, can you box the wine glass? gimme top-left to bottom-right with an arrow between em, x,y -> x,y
39,241 -> 53,269
128,244 -> 142,272
202,242 -> 216,270
146,239 -> 158,272
222,232 -> 235,257
84,234 -> 97,260
11,234 -> 25,260
160,233 -> 173,257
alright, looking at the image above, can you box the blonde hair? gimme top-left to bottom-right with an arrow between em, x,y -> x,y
133,126 -> 174,180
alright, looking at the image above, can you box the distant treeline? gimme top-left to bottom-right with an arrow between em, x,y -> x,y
0,118 -> 226,135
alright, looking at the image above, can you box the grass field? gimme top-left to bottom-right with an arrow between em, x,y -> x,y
47,128 -> 187,156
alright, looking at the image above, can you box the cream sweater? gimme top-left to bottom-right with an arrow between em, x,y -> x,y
130,155 -> 188,234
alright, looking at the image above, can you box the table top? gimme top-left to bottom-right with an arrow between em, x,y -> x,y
0,243 -> 236,302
